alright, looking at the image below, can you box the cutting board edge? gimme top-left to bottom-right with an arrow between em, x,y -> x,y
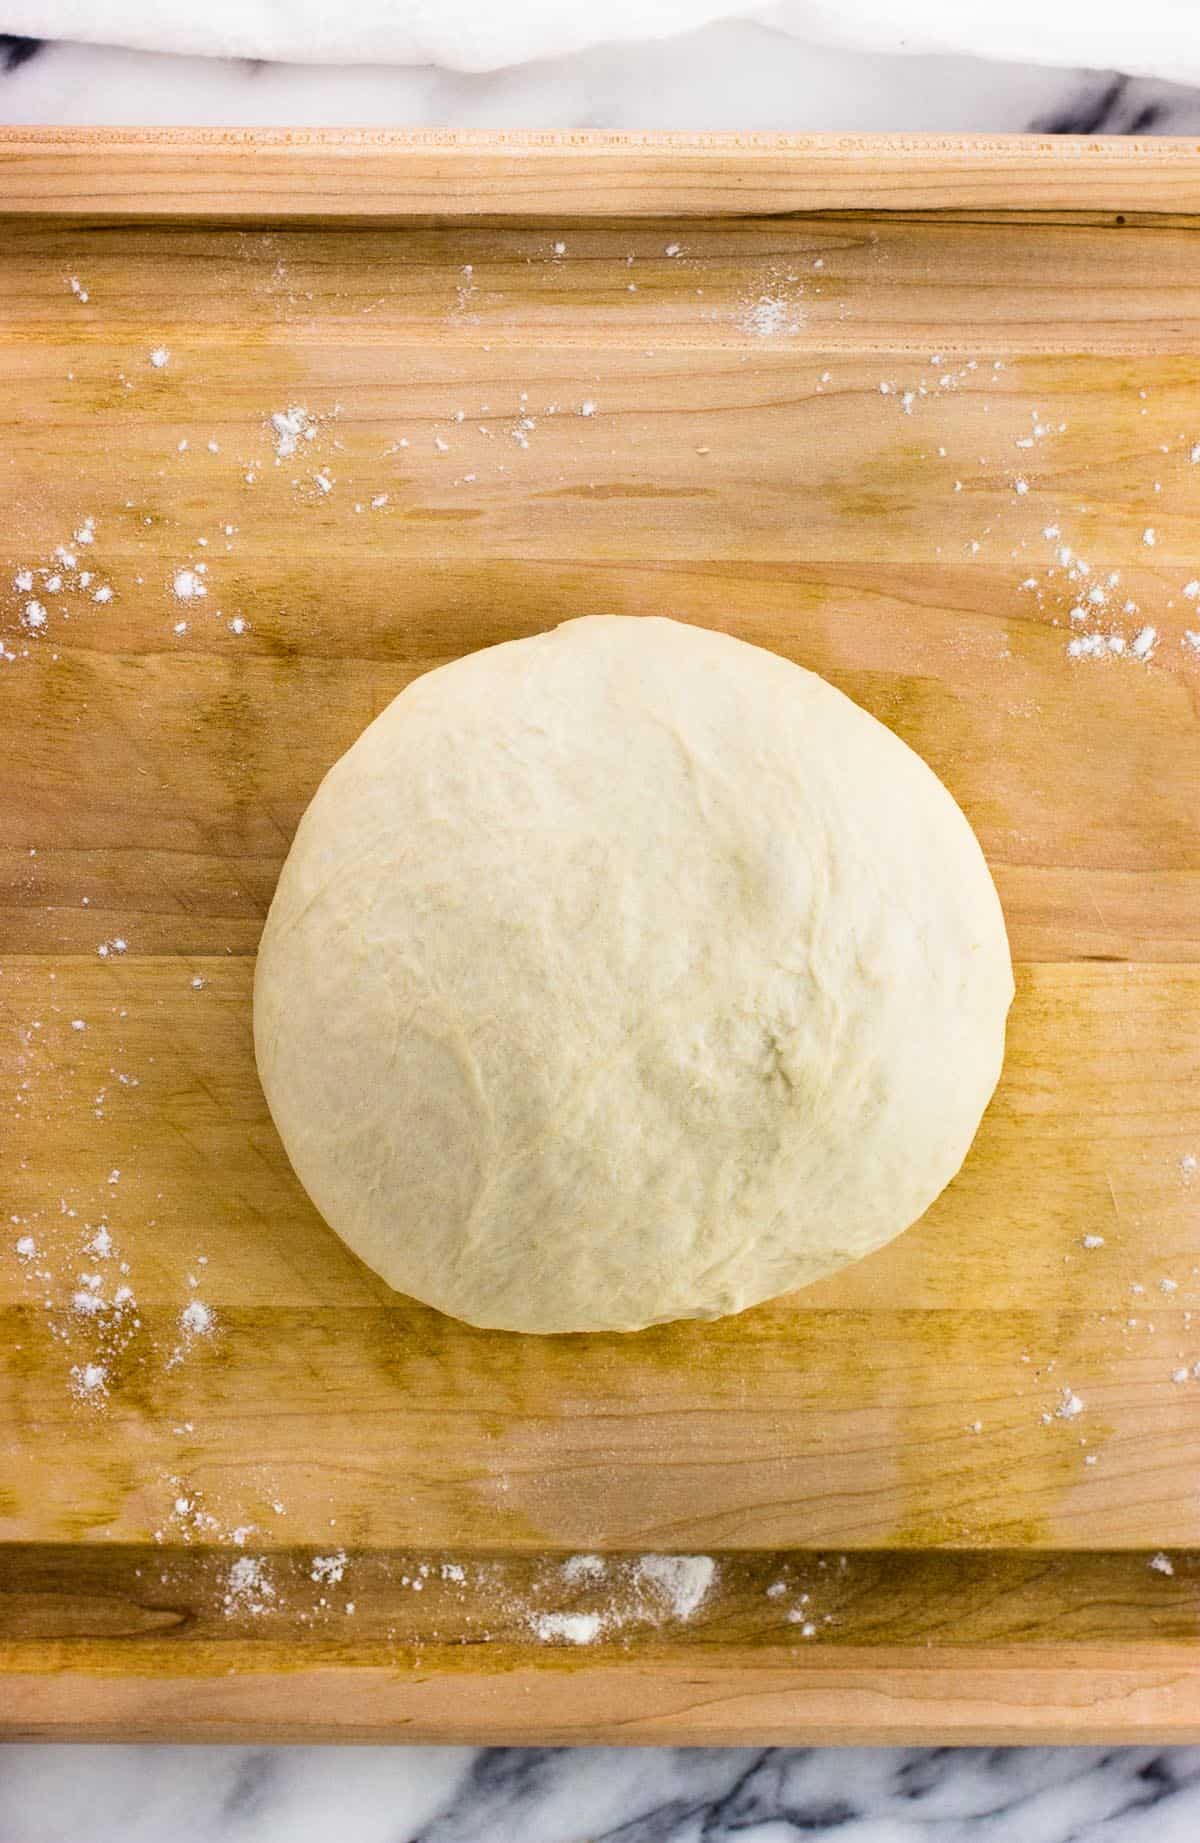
1,127 -> 1200,219
5,1647 -> 1200,1745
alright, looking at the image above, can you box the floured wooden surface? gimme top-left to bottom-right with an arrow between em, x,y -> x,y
2,179 -> 1199,1738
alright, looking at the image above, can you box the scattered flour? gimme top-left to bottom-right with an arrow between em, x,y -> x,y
172,568 -> 205,602
70,1362 -> 107,1401
522,1553 -> 718,1648
1150,1552 -> 1175,1576
311,1550 -> 348,1585
270,405 -> 318,460
561,1553 -> 606,1584
634,1553 -> 716,1620
529,1610 -> 602,1646
737,291 -> 802,338
223,1555 -> 276,1617
180,1299 -> 215,1337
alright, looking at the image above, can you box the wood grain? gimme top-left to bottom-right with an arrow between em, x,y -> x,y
2,130 -> 1200,220
2,134 -> 1200,1741
5,1547 -> 1200,1744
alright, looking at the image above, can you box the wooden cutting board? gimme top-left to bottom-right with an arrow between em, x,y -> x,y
2,129 -> 1200,1744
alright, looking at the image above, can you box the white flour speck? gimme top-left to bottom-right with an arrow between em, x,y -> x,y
70,1362 -> 108,1400
530,1611 -> 601,1645
1150,1552 -> 1175,1576
270,405 -> 316,460
739,293 -> 800,338
223,1555 -> 276,1617
634,1554 -> 715,1620
172,569 -> 205,602
562,1554 -> 606,1584
149,347 -> 170,369
180,1299 -> 214,1337
311,1550 -> 348,1585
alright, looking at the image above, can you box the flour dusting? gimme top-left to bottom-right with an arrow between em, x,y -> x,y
634,1553 -> 716,1620
69,1361 -> 108,1401
529,1610 -> 602,1645
223,1555 -> 276,1617
737,290 -> 802,338
561,1553 -> 606,1584
180,1299 -> 215,1337
311,1550 -> 348,1586
270,405 -> 318,460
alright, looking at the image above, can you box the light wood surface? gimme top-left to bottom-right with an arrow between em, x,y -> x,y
2,129 -> 1200,219
2,132 -> 1199,1742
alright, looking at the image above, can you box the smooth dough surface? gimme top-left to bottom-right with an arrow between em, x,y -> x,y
254,616 -> 1013,1333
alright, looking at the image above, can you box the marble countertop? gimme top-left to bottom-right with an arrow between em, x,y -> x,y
0,23 -> 1198,135
4,23 -> 1200,1843
3,1741 -> 1200,1840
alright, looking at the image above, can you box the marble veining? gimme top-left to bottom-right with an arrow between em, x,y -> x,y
4,23 -> 1200,1843
4,1743 -> 1200,1840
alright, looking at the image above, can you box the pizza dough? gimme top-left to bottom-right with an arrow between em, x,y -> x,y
254,616 -> 1013,1333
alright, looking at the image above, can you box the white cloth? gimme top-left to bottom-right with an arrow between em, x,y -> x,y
5,0 -> 1199,82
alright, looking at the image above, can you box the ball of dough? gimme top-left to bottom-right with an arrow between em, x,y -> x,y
254,616 -> 1012,1334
